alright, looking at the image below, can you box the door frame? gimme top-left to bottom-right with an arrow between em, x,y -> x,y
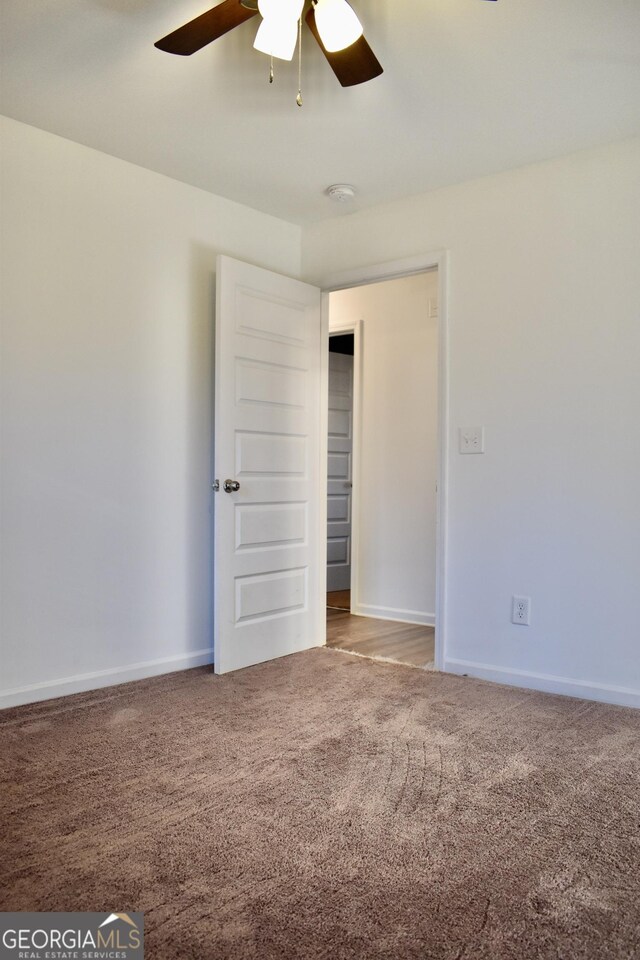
318,252 -> 449,671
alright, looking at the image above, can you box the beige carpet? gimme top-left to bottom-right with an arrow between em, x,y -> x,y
2,649 -> 640,959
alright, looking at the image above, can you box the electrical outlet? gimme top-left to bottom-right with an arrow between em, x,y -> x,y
511,595 -> 531,626
459,426 -> 484,454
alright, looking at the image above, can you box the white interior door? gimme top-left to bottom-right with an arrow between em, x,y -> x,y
327,350 -> 353,592
214,255 -> 323,674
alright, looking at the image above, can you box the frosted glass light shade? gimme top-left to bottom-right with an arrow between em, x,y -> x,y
314,0 -> 363,52
254,16 -> 298,60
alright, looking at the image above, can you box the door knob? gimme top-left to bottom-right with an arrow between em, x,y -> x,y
223,479 -> 240,493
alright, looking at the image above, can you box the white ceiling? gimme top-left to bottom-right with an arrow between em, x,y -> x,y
2,0 -> 639,224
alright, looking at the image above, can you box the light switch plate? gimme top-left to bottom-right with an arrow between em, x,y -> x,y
459,426 -> 485,454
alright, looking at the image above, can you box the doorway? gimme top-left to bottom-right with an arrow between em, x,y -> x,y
324,270 -> 439,669
326,332 -> 355,605
213,252 -> 447,677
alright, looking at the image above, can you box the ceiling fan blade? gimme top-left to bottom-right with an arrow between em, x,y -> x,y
155,0 -> 258,56
305,6 -> 383,87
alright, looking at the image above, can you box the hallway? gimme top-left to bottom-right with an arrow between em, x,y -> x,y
326,606 -> 435,668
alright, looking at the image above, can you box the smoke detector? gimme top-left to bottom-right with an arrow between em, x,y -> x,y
326,183 -> 356,203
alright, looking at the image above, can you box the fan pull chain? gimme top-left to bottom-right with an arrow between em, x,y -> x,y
269,56 -> 274,84
296,17 -> 303,106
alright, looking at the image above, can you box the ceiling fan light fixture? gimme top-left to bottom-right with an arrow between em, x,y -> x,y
253,15 -> 298,60
155,0 -> 382,88
258,0 -> 304,21
314,0 -> 363,53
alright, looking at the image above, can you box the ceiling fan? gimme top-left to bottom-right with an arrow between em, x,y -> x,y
155,0 -> 383,88
155,0 -> 498,90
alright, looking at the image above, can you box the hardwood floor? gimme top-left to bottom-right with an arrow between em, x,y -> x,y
327,590 -> 351,610
326,607 -> 435,668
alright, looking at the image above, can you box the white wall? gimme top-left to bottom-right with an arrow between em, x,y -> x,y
4,120 -> 640,711
329,273 -> 438,625
0,116 -> 301,708
304,137 -> 640,707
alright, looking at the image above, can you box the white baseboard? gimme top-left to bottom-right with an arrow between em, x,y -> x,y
444,657 -> 640,710
0,648 -> 214,711
353,603 -> 435,627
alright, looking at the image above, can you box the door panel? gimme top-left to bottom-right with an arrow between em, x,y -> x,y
214,255 -> 322,674
326,350 -> 354,592
235,502 -> 307,552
